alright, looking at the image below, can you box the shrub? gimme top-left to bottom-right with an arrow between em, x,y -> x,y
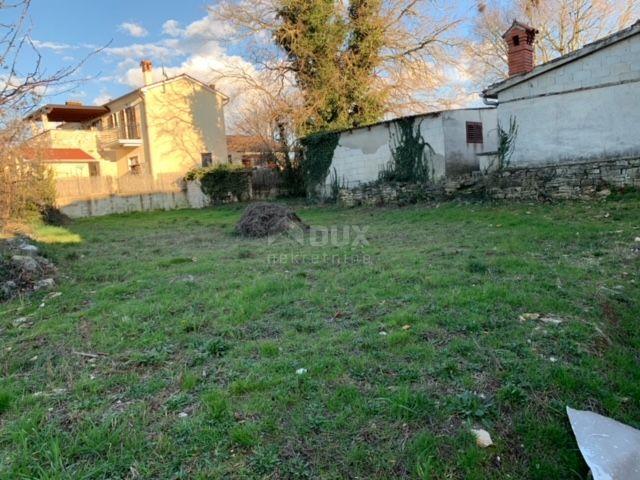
185,165 -> 251,204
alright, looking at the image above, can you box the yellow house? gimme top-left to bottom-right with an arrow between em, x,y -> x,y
25,60 -> 229,194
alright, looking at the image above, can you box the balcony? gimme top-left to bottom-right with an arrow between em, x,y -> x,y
98,123 -> 142,150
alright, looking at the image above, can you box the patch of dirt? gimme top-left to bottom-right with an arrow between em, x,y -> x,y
235,202 -> 309,238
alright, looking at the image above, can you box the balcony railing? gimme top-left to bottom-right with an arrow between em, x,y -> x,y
98,123 -> 141,148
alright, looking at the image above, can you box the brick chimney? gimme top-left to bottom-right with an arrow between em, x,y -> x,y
503,21 -> 538,77
140,60 -> 153,86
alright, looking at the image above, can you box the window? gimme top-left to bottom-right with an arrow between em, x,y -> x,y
466,122 -> 483,144
201,152 -> 213,167
512,35 -> 520,46
128,156 -> 141,174
227,154 -> 233,164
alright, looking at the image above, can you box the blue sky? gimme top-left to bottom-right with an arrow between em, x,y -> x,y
18,0 -> 484,123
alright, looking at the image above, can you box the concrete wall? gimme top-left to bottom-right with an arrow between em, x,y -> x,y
143,77 -> 228,184
496,32 -> 640,166
60,180 -> 209,218
324,108 -> 497,191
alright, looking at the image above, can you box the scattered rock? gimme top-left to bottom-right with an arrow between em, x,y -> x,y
1,238 -> 58,301
12,317 -> 29,327
402,324 -> 412,330
11,255 -> 39,273
519,313 -> 540,322
295,368 -> 307,375
178,412 -> 189,418
35,278 -> 55,290
471,428 -> 493,448
19,244 -> 39,255
540,315 -> 563,325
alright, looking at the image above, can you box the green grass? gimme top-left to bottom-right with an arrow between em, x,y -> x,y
1,196 -> 639,478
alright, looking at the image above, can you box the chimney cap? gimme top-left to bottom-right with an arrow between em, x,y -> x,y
140,59 -> 153,71
502,20 -> 538,39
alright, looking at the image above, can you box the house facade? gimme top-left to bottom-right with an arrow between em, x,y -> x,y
322,107 -> 498,191
483,20 -> 640,167
25,60 -> 228,213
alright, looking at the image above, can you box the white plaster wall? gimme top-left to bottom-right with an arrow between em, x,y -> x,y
442,109 -> 498,176
324,108 -> 499,189
325,114 -> 446,190
500,82 -> 640,165
500,34 -> 640,102
497,32 -> 640,166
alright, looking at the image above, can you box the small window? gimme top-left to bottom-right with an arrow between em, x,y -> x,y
201,152 -> 213,167
512,35 -> 520,46
128,156 -> 141,174
227,154 -> 233,164
466,122 -> 483,144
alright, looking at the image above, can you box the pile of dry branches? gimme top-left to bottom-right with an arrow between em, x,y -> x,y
235,202 -> 308,238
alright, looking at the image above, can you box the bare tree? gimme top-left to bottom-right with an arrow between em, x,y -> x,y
214,0 -> 461,136
467,0 -> 639,87
0,0 -> 94,225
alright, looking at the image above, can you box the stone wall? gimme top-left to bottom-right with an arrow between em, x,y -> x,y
338,157 -> 640,207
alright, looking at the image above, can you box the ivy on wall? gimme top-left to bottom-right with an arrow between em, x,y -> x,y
300,131 -> 341,196
185,165 -> 251,204
497,116 -> 519,169
379,117 -> 433,183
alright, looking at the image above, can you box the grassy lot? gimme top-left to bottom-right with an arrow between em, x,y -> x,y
1,195 -> 639,479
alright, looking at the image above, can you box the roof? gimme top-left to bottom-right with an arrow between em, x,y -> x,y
484,19 -> 640,97
502,20 -> 537,38
24,104 -> 109,123
21,148 -> 97,163
227,135 -> 280,153
317,107 -> 495,137
101,73 -> 229,108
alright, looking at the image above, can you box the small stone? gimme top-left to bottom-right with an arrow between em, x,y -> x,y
549,356 -> 558,363
35,278 -> 55,290
178,412 -> 188,418
402,324 -> 412,330
635,237 -> 640,243
19,244 -> 39,255
471,428 -> 493,448
296,368 -> 307,375
379,331 -> 388,336
12,317 -> 28,327
540,315 -> 563,325
11,255 -> 39,273
519,313 -> 540,322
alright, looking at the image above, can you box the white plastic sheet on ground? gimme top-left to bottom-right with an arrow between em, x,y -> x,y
567,407 -> 640,480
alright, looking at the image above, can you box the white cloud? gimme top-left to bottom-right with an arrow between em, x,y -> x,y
32,40 -> 74,51
93,90 -> 113,105
119,22 -> 149,38
162,19 -> 183,37
104,12 -> 258,129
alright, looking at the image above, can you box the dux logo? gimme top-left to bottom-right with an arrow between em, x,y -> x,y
268,225 -> 369,247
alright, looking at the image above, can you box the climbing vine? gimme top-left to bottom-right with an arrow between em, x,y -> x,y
300,131 -> 341,196
379,117 -> 434,183
497,116 -> 518,169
